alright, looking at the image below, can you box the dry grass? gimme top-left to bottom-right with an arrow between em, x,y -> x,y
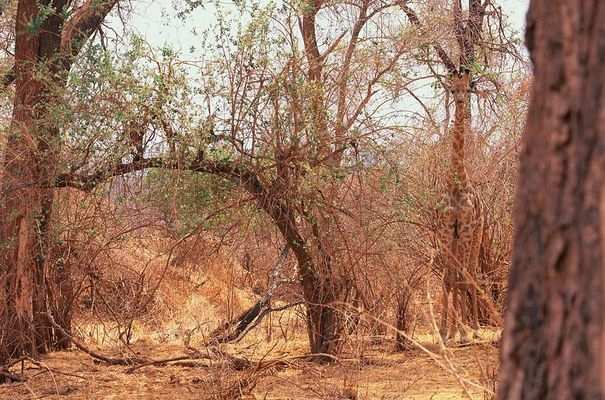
0,233 -> 501,400
0,338 -> 499,399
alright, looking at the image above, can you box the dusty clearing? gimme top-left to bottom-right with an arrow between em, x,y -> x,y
0,338 -> 498,400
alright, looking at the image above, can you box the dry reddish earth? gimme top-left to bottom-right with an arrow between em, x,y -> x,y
0,337 -> 498,400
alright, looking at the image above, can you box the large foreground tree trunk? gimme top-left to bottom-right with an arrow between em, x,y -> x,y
0,0 -> 117,366
498,2 -> 605,398
0,0 -> 65,364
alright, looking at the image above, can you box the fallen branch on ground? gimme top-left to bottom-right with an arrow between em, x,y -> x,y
25,357 -> 87,381
43,311 -> 256,374
208,246 -> 301,344
126,346 -> 251,373
42,312 -> 148,366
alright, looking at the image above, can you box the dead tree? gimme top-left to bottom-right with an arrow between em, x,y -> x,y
209,246 -> 292,343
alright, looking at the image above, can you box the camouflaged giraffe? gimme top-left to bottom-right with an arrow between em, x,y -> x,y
435,68 -> 484,344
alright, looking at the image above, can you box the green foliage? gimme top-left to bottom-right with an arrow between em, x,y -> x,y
143,170 -> 239,235
26,4 -> 53,33
63,34 -> 206,169
3,0 -> 527,264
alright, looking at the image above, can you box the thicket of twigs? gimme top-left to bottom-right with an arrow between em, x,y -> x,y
0,0 -> 530,397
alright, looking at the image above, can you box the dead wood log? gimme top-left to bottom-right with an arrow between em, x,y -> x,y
210,299 -> 270,343
208,246 -> 293,344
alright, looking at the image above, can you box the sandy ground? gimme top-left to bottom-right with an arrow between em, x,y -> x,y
0,335 -> 498,400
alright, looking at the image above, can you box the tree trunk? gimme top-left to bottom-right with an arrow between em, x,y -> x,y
498,2 -> 605,398
0,0 -> 77,365
0,0 -> 60,364
1,0 -> 117,366
291,242 -> 346,361
255,184 -> 347,361
303,277 -> 345,360
394,287 -> 413,352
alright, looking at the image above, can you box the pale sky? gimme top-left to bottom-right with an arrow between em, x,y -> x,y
117,0 -> 530,134
507,0 -> 529,34
127,0 -> 530,55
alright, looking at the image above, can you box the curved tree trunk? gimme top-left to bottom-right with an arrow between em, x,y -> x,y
498,2 -> 605,398
272,206 -> 347,361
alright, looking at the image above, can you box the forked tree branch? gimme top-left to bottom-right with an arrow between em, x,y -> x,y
398,0 -> 457,74
3,1 -> 118,88
61,0 -> 119,60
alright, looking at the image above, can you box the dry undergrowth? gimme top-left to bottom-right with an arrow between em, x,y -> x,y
0,236 -> 501,400
0,339 -> 499,400
1,302 -> 500,399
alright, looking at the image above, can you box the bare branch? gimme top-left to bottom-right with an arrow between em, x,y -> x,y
42,312 -> 148,366
344,46 -> 406,132
336,0 -> 370,136
398,1 -> 457,74
318,30 -> 347,63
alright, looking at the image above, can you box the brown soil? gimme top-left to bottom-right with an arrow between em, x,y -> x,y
0,336 -> 498,399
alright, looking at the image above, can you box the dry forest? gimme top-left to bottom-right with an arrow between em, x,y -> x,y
1,0 -> 600,399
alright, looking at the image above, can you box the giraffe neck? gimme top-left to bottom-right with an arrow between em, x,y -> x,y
450,94 -> 469,192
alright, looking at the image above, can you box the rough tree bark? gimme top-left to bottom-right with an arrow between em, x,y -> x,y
498,2 -> 605,399
1,0 -> 69,365
0,0 -> 117,365
267,197 -> 346,360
